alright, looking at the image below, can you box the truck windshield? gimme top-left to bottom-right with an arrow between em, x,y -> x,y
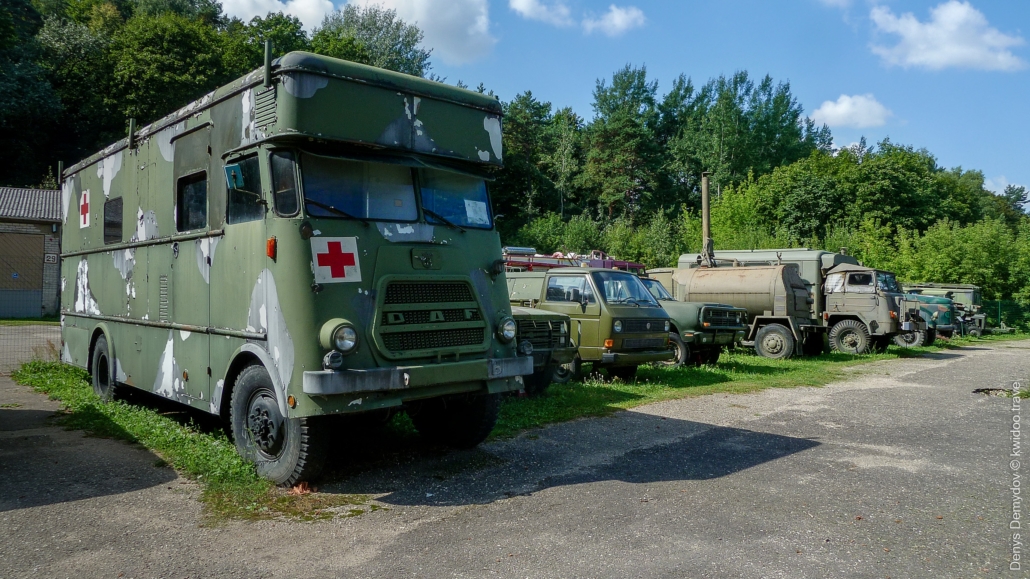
419,169 -> 493,229
640,278 -> 673,301
876,272 -> 900,292
300,153 -> 418,221
593,271 -> 658,306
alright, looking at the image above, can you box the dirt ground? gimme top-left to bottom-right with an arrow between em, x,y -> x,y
1,340 -> 1027,578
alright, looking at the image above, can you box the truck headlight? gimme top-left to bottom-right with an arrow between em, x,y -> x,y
334,325 -> 358,353
664,320 -> 670,332
498,317 -> 517,342
613,320 -> 623,333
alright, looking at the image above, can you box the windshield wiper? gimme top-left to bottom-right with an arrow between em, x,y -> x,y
304,199 -> 369,226
422,208 -> 466,233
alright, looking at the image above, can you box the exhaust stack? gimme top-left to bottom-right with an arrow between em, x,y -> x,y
700,171 -> 716,268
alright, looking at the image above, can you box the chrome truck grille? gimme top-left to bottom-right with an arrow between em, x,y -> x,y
516,319 -> 566,350
376,280 -> 488,359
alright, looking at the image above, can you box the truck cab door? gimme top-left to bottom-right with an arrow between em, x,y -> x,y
540,274 -> 601,360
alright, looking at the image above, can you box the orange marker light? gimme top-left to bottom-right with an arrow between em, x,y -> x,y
287,395 -> 296,408
266,236 -> 277,260
604,339 -> 614,348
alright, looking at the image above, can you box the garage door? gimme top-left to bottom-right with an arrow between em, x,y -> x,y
0,232 -> 44,318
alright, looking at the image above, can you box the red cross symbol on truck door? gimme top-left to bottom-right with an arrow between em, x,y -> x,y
316,241 -> 356,278
79,192 -> 89,227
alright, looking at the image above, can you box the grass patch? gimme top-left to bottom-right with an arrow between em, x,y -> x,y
11,361 -> 375,522
0,317 -> 60,326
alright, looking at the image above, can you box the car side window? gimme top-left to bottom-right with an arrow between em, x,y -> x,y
846,273 -> 874,293
226,156 -> 264,225
545,276 -> 596,304
176,172 -> 207,232
824,273 -> 844,294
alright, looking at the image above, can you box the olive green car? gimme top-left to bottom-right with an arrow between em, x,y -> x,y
637,277 -> 748,366
508,268 -> 674,380
510,306 -> 577,394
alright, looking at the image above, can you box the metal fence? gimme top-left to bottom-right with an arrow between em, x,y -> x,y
0,323 -> 61,375
983,300 -> 1030,332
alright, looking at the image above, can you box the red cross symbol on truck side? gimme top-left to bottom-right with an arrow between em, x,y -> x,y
316,241 -> 357,278
79,191 -> 89,228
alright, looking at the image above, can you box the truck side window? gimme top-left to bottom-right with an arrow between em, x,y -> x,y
103,197 -> 122,244
226,156 -> 264,224
825,273 -> 844,293
846,273 -> 874,293
545,276 -> 595,304
271,151 -> 299,217
176,172 -> 207,232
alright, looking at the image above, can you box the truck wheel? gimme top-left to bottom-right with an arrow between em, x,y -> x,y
408,393 -> 501,448
608,366 -> 638,381
665,333 -> 688,366
754,324 -> 795,359
91,335 -> 119,401
523,370 -> 552,396
552,356 -> 581,383
924,329 -> 937,346
829,320 -> 870,354
700,348 -> 721,365
968,328 -> 982,338
872,336 -> 890,353
231,364 -> 327,486
801,334 -> 826,357
893,331 -> 925,348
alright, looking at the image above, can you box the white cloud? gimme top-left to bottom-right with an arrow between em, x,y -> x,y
582,4 -> 645,37
348,0 -> 496,65
870,1 -> 1026,71
811,94 -> 892,128
222,0 -> 333,30
985,176 -> 1015,194
510,0 -> 573,27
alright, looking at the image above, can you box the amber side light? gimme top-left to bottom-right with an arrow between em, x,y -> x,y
287,395 -> 296,408
604,339 -> 614,348
266,237 -> 277,260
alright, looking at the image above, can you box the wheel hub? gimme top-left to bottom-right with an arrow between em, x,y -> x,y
247,394 -> 284,457
841,331 -> 860,349
762,334 -> 784,355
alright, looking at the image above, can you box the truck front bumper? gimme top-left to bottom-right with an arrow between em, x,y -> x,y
531,345 -> 578,369
302,356 -> 533,396
600,349 -> 674,366
683,329 -> 746,346
932,324 -> 955,333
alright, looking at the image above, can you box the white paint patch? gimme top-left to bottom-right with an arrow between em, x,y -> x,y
348,398 -> 363,406
115,358 -> 127,382
61,179 -> 73,224
247,269 -> 295,391
404,97 -> 412,120
194,237 -> 220,284
156,122 -> 186,162
60,277 -> 66,292
136,208 -> 159,240
179,330 -> 191,340
312,229 -> 321,236
153,330 -> 177,399
74,259 -> 101,315
61,342 -> 72,363
484,116 -> 502,160
210,379 -> 224,414
413,97 -> 421,115
241,89 -> 266,145
282,72 -> 329,98
477,150 -> 490,161
96,151 -> 123,198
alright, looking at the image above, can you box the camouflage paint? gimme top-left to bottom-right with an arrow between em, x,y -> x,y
60,52 -> 527,420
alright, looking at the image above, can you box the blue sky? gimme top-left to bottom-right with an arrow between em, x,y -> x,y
224,0 -> 1028,194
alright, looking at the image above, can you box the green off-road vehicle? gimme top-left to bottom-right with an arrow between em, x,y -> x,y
894,293 -> 956,347
510,306 -> 577,394
508,268 -> 673,380
637,276 -> 748,366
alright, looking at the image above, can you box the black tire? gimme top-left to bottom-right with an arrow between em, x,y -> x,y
408,392 -> 501,448
829,319 -> 870,354
523,370 -> 552,396
924,329 -> 936,346
607,365 -> 638,381
665,332 -> 688,366
969,328 -> 982,338
552,355 -> 581,383
230,364 -> 327,486
699,348 -> 721,365
801,334 -> 826,357
937,329 -> 953,339
91,334 -> 118,401
754,324 -> 795,359
872,336 -> 890,353
893,330 -> 925,348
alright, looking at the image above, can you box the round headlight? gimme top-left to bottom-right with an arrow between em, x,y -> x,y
499,317 -> 517,342
664,320 -> 670,332
334,325 -> 358,353
613,320 -> 623,333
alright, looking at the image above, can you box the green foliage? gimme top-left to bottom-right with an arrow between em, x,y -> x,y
312,4 -> 430,76
222,12 -> 309,78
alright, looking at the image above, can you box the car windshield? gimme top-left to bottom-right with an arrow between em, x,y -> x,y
300,153 -> 418,221
876,272 -> 900,292
419,169 -> 493,229
640,278 -> 673,301
592,271 -> 659,306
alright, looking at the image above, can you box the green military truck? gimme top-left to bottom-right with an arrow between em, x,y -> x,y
510,306 -> 577,394
508,268 -> 673,380
637,276 -> 748,365
672,249 -> 926,355
59,50 -> 532,484
904,283 -> 985,336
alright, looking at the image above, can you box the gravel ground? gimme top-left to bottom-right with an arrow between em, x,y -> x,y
1,340 -> 1027,579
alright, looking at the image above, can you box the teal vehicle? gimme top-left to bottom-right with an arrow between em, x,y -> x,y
894,293 -> 956,347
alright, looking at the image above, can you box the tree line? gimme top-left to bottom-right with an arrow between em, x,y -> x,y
3,1 -> 1027,304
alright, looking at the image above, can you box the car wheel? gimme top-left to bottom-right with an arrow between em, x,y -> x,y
91,334 -> 119,401
892,331 -> 926,348
665,332 -> 688,366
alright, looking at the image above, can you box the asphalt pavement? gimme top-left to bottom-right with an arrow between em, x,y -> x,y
1,340 -> 1027,579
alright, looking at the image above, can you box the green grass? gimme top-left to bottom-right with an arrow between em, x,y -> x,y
0,317 -> 60,326
11,332 -> 1026,520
